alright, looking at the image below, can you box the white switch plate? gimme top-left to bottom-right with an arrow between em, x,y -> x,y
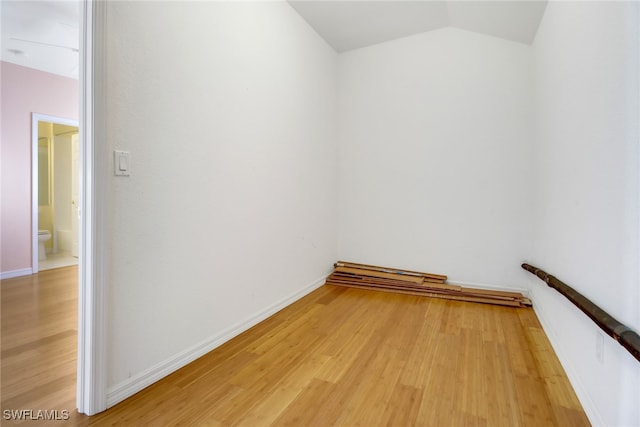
114,150 -> 130,176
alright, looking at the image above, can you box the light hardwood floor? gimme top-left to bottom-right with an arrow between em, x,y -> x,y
1,266 -> 590,426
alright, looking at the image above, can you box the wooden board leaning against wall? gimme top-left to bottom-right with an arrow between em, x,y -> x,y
326,261 -> 532,308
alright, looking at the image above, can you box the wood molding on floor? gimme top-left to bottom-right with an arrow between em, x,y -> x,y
1,266 -> 589,426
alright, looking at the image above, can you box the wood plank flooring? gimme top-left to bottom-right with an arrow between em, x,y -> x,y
1,266 -> 79,425
1,266 -> 590,426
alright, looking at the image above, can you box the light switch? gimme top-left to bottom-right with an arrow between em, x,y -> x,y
114,150 -> 130,176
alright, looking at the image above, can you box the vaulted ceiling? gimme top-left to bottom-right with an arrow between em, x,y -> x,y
289,1 -> 548,51
0,1 -> 547,80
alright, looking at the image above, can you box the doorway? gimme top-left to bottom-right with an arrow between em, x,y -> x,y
31,114 -> 79,273
4,0 -> 105,416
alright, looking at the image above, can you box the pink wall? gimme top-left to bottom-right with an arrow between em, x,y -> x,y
1,61 -> 78,275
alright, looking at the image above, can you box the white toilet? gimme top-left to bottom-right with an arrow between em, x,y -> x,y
38,230 -> 51,261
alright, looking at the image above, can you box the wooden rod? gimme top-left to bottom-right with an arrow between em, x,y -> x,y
522,263 -> 640,363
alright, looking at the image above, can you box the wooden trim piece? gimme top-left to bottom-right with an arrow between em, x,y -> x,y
453,286 -> 526,299
326,282 -> 523,307
334,266 -> 425,284
326,262 -> 531,308
522,263 -> 640,363
335,261 -> 447,282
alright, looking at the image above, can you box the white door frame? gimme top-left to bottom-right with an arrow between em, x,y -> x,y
77,0 -> 107,415
31,113 -> 79,274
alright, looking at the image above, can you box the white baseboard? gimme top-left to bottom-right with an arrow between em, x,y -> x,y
450,279 -> 530,297
0,268 -> 33,280
530,294 -> 603,427
106,273 -> 329,408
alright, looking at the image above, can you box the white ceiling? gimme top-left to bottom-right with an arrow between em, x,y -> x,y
0,1 -> 546,80
1,1 -> 79,79
288,0 -> 548,52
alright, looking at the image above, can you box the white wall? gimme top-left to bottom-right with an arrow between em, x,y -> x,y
102,1 -> 337,400
337,28 -> 534,288
531,2 -> 640,425
97,2 -> 640,422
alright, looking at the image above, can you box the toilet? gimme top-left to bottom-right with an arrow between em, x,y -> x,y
38,230 -> 51,261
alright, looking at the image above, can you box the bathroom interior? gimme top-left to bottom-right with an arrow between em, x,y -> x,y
37,120 -> 79,271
